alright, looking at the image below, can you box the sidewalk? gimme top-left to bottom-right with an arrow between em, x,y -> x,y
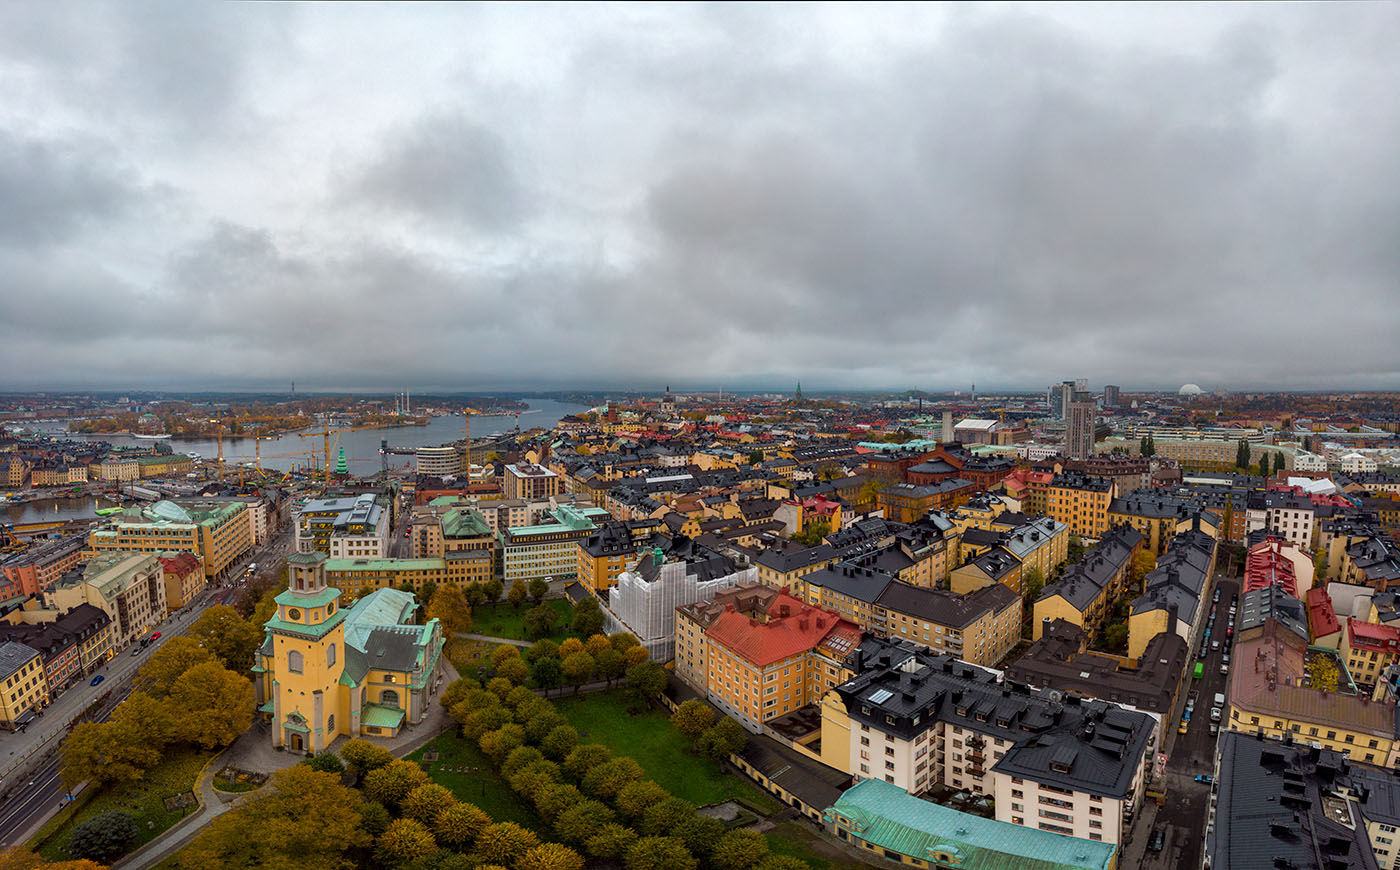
455,632 -> 531,648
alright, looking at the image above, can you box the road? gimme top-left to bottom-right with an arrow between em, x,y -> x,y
0,522 -> 296,846
1139,568 -> 1241,870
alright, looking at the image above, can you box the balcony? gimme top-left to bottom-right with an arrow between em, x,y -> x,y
967,750 -> 985,763
967,763 -> 985,777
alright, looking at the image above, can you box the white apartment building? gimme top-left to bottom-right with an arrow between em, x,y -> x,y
1341,452 -> 1381,475
49,552 -> 168,649
824,640 -> 1154,847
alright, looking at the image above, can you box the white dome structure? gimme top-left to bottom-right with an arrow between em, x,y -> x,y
1178,383 -> 1204,396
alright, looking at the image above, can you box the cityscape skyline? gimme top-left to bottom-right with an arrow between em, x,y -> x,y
2,3 -> 1399,392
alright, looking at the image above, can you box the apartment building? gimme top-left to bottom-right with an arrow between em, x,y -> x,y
295,493 -> 390,559
876,579 -> 1021,667
1127,527 -> 1218,664
409,507 -> 495,559
1033,525 -> 1145,641
49,552 -> 167,649
503,463 -> 560,500
821,638 -> 1154,846
1047,473 -> 1116,540
574,519 -> 664,592
676,586 -> 861,733
500,505 -> 610,583
157,552 -> 206,610
0,642 -> 48,731
0,604 -> 112,693
751,543 -> 840,597
1,534 -> 86,597
324,552 -> 493,599
86,499 -> 251,581
877,480 -> 978,523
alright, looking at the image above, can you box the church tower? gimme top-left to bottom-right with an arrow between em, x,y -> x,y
795,381 -> 803,402
267,551 -> 347,753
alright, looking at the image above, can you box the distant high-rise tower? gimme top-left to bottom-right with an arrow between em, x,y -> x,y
1065,392 -> 1096,460
1103,384 -> 1121,408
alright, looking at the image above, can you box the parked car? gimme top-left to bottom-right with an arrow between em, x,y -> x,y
1178,719 -> 1189,734
90,674 -> 105,686
1149,829 -> 1166,852
1210,707 -> 1222,723
1210,723 -> 1219,736
1211,640 -> 1220,652
151,631 -> 162,640
1195,774 -> 1214,784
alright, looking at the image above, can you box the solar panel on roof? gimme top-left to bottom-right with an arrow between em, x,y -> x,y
868,688 -> 894,704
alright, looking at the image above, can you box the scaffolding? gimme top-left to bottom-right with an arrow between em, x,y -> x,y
603,550 -> 757,663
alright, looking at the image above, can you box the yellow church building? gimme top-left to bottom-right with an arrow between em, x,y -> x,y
253,551 -> 444,753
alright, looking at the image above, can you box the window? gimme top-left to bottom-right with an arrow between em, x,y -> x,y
327,714 -> 335,731
288,651 -> 303,674
327,643 -> 337,667
381,689 -> 401,708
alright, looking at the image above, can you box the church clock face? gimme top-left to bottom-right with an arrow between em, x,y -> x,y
288,608 -> 302,621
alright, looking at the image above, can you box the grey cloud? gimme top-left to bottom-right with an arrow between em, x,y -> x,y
0,132 -> 143,247
344,113 -> 528,232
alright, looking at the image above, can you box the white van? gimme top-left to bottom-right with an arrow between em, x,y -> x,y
1213,692 -> 1226,708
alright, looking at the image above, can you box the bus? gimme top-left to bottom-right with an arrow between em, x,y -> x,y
1193,662 -> 1205,680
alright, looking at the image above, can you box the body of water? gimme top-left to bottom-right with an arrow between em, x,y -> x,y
21,398 -> 589,475
2,496 -> 120,525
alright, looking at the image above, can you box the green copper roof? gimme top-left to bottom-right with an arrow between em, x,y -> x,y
825,780 -> 1116,870
287,551 -> 328,566
274,586 -> 341,608
361,703 -> 405,729
441,508 -> 492,538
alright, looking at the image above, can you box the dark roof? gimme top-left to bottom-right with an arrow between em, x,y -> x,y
1038,525 -> 1143,611
1005,620 -> 1187,714
805,564 -> 894,604
1209,731 -> 1385,870
875,579 -> 1019,630
363,627 -> 421,671
735,733 -> 849,811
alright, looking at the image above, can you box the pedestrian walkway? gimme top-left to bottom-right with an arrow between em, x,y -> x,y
455,632 -> 531,648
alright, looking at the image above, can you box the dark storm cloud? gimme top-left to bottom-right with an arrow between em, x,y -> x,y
0,3 -> 1398,392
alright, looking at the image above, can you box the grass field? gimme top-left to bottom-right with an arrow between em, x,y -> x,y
471,600 -> 575,643
444,636 -> 497,678
407,731 -> 548,835
551,692 -> 780,813
33,748 -> 214,861
766,820 -> 845,870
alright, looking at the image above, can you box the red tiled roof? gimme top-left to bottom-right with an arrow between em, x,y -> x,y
1347,617 -> 1400,653
158,552 -> 201,576
1243,539 -> 1299,596
705,591 -> 859,668
1307,586 -> 1341,639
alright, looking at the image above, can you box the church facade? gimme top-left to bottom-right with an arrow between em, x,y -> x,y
253,551 -> 445,753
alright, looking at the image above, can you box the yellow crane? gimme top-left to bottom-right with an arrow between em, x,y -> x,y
463,407 -> 481,474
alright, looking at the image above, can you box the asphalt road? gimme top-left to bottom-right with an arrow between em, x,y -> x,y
1139,569 -> 1241,870
0,523 -> 296,847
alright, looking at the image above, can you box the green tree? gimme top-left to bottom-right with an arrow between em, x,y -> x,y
135,636 -> 217,697
696,717 -> 747,762
670,700 -> 715,743
533,783 -> 586,822
1315,547 -> 1330,578
625,836 -> 697,870
358,800 -> 392,837
526,639 -> 561,665
562,651 -> 595,692
401,783 -> 457,826
483,578 -> 504,604
639,796 -> 694,836
1236,439 -> 1250,469
756,857 -> 813,870
624,660 -> 667,711
711,829 -> 770,870
1222,497 -> 1235,541
563,744 -> 612,781
466,583 -> 486,606
340,738 -> 394,776
518,843 -> 586,870
168,661 -> 254,749
479,723 -> 527,763
533,656 -> 564,691
789,519 -> 830,546
553,799 -> 616,845
584,824 -> 639,860
427,584 -> 474,636
528,577 -> 551,603
541,724 -> 580,761
303,751 -> 345,776
433,802 -> 491,851
1022,566 -> 1045,604
571,597 -> 606,637
377,818 -> 437,867
491,644 -> 522,670
523,604 -> 561,641
473,821 -> 540,866
616,780 -> 670,820
188,605 -> 262,672
180,765 -> 370,870
502,745 -> 547,778
594,648 -> 625,686
582,757 -> 644,800
362,760 -> 432,811
609,632 -> 640,653
1067,534 -> 1085,563
67,811 -> 139,864
1101,623 -> 1129,654
674,814 -> 726,857
508,581 -> 528,611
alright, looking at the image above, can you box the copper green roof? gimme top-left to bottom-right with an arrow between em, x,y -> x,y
274,586 -> 341,608
360,703 -> 405,729
287,551 -> 328,566
825,780 -> 1116,870
441,508 -> 492,538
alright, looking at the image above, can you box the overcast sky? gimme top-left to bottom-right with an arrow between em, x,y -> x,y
1,2 -> 1397,394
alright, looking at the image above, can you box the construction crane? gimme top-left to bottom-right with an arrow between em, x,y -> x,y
298,422 -> 386,489
463,407 -> 481,476
1,523 -> 27,555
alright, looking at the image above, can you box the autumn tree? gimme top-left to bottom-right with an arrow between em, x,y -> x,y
582,757 -> 644,801
340,738 -> 394,776
528,577 -> 550,603
533,783 -> 586,822
562,651 -> 595,692
563,744 -> 612,781
362,760 -> 432,811
639,797 -> 695,836
625,836 -> 697,870
584,824 -> 639,860
473,821 -> 540,866
696,717 -> 747,762
401,783 -> 457,826
0,849 -> 102,870
711,829 -> 770,870
188,605 -> 263,672
61,720 -> 162,789
497,656 -> 530,686
169,661 -> 254,749
427,584 -> 474,636
135,636 -> 216,697
180,765 -> 370,870
434,801 -> 491,851
571,598 -> 605,637
670,700 -> 715,743
674,814 -> 726,856
508,581 -> 528,611
553,798 -> 616,845
376,818 -> 437,866
523,604 -> 560,641
615,780 -> 670,821
540,724 -> 579,761
519,843 -> 586,870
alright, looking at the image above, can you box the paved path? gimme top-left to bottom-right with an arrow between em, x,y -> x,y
455,632 -> 532,648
